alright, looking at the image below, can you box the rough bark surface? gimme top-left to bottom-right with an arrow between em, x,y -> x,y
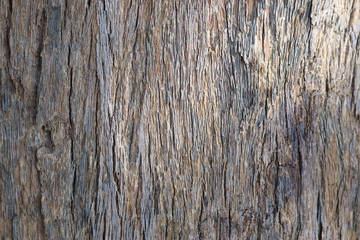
0,0 -> 359,239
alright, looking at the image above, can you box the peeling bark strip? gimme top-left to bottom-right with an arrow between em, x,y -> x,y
0,0 -> 359,239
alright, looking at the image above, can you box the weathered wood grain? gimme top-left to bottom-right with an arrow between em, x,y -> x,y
0,0 -> 359,239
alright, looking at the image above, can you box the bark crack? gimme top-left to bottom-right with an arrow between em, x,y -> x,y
317,192 -> 323,240
34,8 -> 46,122
273,132 -> 280,219
198,184 -> 205,239
68,63 -> 76,236
6,0 -> 12,71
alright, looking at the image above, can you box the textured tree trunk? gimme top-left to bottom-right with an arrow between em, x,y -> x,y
0,0 -> 359,239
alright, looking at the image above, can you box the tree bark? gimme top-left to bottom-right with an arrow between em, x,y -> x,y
0,0 -> 359,239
